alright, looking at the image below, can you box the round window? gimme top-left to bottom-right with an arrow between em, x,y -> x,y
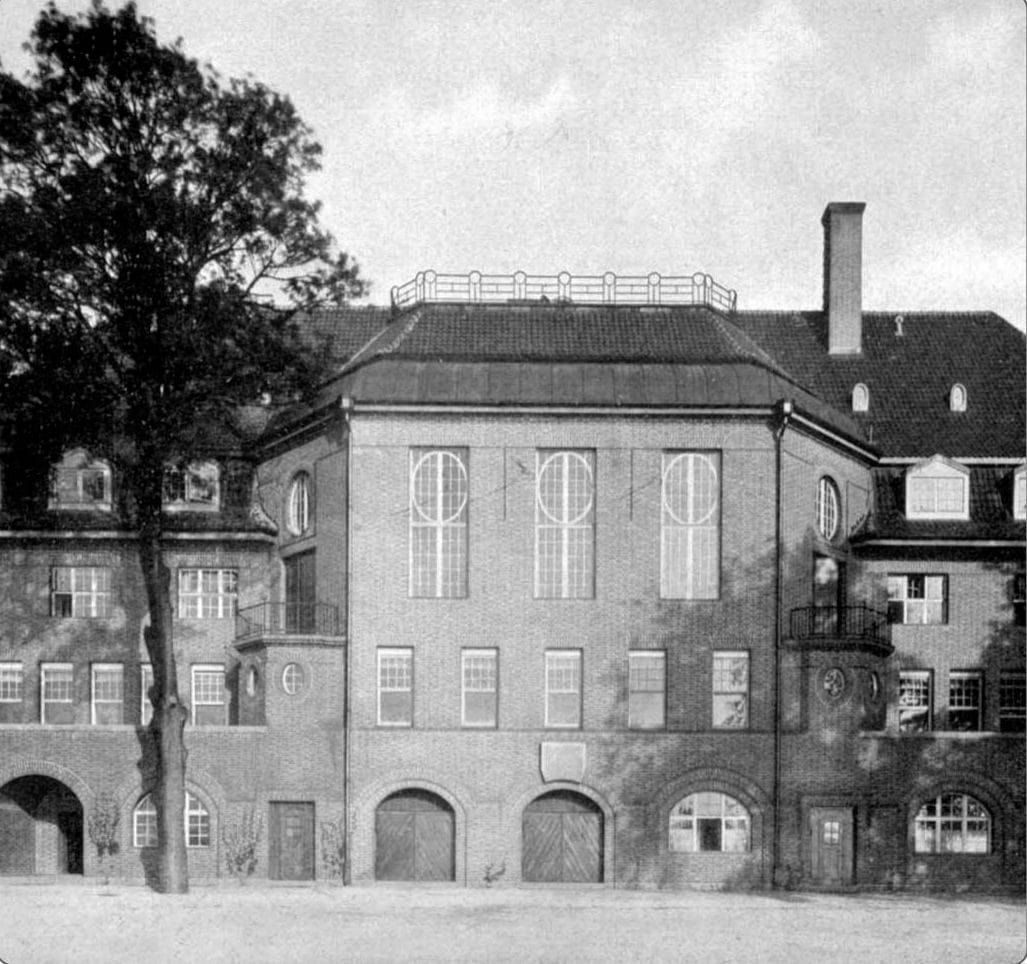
287,472 -> 312,536
282,662 -> 306,696
816,477 -> 840,540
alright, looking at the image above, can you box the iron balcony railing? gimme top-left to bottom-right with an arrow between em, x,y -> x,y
236,602 -> 341,640
390,270 -> 737,312
789,604 -> 891,647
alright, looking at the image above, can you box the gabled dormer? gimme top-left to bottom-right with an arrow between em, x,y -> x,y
49,448 -> 112,511
163,460 -> 220,511
905,454 -> 969,520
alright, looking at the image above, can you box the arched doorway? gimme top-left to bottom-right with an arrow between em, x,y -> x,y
522,790 -> 603,883
0,776 -> 84,875
375,789 -> 455,881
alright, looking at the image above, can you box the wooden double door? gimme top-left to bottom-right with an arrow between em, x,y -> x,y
522,790 -> 603,883
375,790 -> 455,881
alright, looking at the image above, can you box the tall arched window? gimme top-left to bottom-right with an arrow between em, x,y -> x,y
669,792 -> 750,852
287,471 -> 312,536
852,383 -> 869,413
914,793 -> 990,853
816,477 -> 840,540
949,384 -> 967,413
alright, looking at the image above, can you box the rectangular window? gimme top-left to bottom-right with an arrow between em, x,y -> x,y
999,671 -> 1026,733
1014,573 -> 1025,628
178,569 -> 238,619
409,448 -> 468,598
660,452 -> 720,599
887,575 -> 947,625
51,567 -> 111,618
163,461 -> 219,510
899,670 -> 932,732
91,663 -> 124,725
191,665 -> 226,726
545,650 -> 582,728
140,664 -> 154,726
948,671 -> 982,732
378,648 -> 413,726
712,651 -> 749,729
51,458 -> 111,509
0,662 -> 24,702
462,649 -> 498,727
40,663 -> 74,724
535,450 -> 595,599
628,651 -> 666,729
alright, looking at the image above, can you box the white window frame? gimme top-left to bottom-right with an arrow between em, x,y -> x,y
133,795 -> 158,848
949,383 -> 967,412
999,670 -> 1026,733
905,456 -> 969,520
51,566 -> 112,618
545,649 -> 582,729
190,664 -> 226,726
628,651 -> 666,729
377,648 -> 413,727
185,792 -> 211,847
409,448 -> 469,598
669,792 -> 751,853
0,662 -> 24,703
163,461 -> 220,511
660,451 -> 720,600
40,663 -> 74,724
281,662 -> 306,696
947,671 -> 982,732
816,476 -> 840,540
140,664 -> 154,725
712,651 -> 749,729
899,670 -> 933,732
90,663 -> 124,725
134,792 -> 211,849
851,383 -> 869,413
1014,466 -> 1027,521
49,449 -> 112,511
888,574 -> 948,625
534,450 -> 595,599
286,471 -> 313,536
914,793 -> 990,854
177,569 -> 238,619
461,648 -> 498,728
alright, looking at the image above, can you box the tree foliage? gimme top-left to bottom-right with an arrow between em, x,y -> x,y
0,1 -> 362,892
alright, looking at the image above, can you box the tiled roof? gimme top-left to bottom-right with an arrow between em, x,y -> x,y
733,311 -> 1026,459
852,466 -> 1026,543
297,306 -> 392,364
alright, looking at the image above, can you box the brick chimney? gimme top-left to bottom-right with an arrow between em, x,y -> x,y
822,202 -> 866,355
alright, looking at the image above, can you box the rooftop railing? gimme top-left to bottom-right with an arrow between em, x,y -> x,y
391,270 -> 737,312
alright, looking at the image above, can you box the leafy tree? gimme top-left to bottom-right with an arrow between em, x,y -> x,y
0,1 -> 362,892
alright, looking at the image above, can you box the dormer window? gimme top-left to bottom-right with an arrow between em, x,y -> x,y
852,383 -> 869,413
949,383 -> 967,413
163,461 -> 220,510
905,455 -> 969,520
49,449 -> 112,511
1013,465 -> 1026,521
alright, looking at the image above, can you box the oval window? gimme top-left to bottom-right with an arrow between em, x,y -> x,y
282,662 -> 306,696
816,477 -> 840,540
287,472 -> 312,536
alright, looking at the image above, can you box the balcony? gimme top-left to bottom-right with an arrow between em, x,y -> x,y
788,604 -> 892,656
235,602 -> 343,644
390,269 -> 737,312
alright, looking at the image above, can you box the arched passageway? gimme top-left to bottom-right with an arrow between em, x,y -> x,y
0,776 -> 84,875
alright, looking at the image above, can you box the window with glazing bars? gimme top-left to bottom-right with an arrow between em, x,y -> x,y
628,651 -> 666,729
51,567 -> 111,618
914,794 -> 989,853
409,449 -> 468,598
0,663 -> 23,702
887,575 -> 947,625
178,569 -> 238,618
999,671 -> 1025,733
462,649 -> 498,727
191,665 -> 226,726
545,650 -> 582,728
712,651 -> 749,728
91,663 -> 124,724
947,671 -> 982,731
41,663 -> 74,724
378,648 -> 413,725
899,670 -> 932,732
660,452 -> 720,599
535,450 -> 595,598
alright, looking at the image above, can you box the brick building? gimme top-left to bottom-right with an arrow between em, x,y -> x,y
1,203 -> 1024,891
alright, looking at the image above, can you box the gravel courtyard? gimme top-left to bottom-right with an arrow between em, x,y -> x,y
0,883 -> 1023,964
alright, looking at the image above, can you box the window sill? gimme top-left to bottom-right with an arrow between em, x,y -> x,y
859,730 -> 1023,740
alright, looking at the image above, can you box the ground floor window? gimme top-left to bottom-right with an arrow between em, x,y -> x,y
133,792 -> 211,849
669,792 -> 750,852
914,793 -> 990,854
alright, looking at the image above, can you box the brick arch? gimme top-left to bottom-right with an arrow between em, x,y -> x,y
504,782 -> 615,886
0,757 -> 94,811
353,776 -> 469,885
904,770 -> 1018,852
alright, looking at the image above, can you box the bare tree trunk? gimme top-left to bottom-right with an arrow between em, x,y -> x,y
139,523 -> 190,894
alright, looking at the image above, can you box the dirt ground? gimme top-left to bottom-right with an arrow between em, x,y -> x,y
0,882 -> 1023,964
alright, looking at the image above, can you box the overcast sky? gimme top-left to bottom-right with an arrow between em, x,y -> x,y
2,0 -> 1025,329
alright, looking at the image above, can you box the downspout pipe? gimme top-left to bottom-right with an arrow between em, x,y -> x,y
772,398 -> 793,888
340,394 -> 354,885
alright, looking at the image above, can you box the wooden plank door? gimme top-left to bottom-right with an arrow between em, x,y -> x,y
269,802 -> 315,881
375,791 -> 455,881
522,791 -> 603,883
810,807 -> 853,886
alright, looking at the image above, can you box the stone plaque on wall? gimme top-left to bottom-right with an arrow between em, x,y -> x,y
540,742 -> 586,783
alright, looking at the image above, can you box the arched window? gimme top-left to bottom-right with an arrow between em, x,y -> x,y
852,383 -> 869,413
133,792 -> 211,849
286,471 -> 312,536
949,383 -> 967,413
914,793 -> 990,853
816,477 -> 840,540
50,448 -> 112,510
669,792 -> 750,852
